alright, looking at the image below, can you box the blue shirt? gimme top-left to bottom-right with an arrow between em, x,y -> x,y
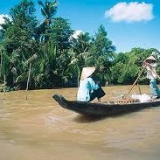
77,77 -> 99,101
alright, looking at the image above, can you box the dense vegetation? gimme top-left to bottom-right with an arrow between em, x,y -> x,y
0,0 -> 159,91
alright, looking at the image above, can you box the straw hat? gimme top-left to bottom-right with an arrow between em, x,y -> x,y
145,55 -> 157,62
80,67 -> 96,80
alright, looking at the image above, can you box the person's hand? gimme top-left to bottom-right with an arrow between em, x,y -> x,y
143,61 -> 147,66
143,61 -> 152,69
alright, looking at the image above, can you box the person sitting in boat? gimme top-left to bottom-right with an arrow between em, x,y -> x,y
77,67 -> 106,102
143,55 -> 160,99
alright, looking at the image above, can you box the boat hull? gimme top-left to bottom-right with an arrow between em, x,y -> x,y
52,94 -> 160,117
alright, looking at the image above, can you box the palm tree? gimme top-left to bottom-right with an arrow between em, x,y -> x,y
68,32 -> 92,84
34,0 -> 57,42
38,0 -> 57,24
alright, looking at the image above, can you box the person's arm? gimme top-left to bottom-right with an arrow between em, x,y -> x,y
88,78 -> 99,90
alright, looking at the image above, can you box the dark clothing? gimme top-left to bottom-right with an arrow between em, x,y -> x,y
89,87 -> 106,101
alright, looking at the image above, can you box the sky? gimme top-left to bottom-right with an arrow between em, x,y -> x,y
0,0 -> 160,53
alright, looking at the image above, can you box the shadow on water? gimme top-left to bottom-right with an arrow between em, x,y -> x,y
73,115 -> 107,123
72,106 -> 155,123
73,111 -> 137,123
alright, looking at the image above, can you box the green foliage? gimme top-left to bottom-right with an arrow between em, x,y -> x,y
0,0 -> 160,90
52,17 -> 73,52
38,0 -> 57,21
87,25 -> 115,84
1,0 -> 38,89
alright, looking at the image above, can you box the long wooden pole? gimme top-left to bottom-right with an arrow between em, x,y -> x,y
122,67 -> 145,98
0,50 -> 2,77
25,63 -> 31,100
137,83 -> 142,95
1,51 -> 6,100
3,75 -> 6,100
25,54 -> 38,100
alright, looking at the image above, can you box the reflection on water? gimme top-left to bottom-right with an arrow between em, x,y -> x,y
0,86 -> 160,160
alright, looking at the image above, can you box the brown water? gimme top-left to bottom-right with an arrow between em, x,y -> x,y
0,85 -> 160,160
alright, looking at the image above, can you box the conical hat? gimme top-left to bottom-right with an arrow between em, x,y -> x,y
145,56 -> 157,61
80,67 -> 96,80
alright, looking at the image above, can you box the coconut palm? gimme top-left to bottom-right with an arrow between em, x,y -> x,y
38,0 -> 57,25
37,0 -> 57,41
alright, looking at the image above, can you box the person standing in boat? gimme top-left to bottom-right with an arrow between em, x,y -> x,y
143,55 -> 160,99
77,67 -> 106,102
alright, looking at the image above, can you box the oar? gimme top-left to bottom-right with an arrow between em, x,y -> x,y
122,67 -> 145,98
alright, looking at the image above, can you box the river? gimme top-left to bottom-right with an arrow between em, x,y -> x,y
0,85 -> 160,160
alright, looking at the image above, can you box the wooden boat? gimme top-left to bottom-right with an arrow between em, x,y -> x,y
52,94 -> 160,117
